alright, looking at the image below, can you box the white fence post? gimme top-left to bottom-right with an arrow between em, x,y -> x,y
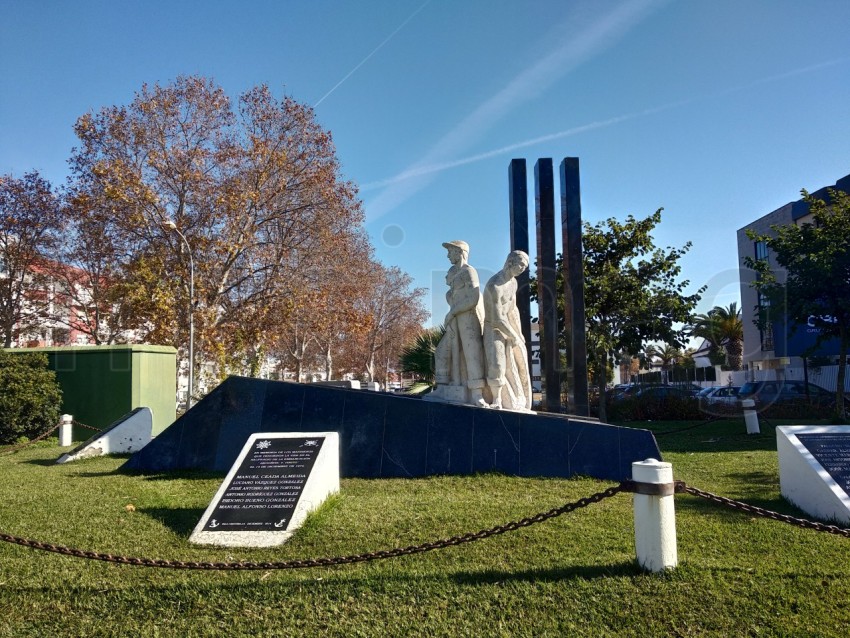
59,414 -> 73,447
632,458 -> 678,572
742,399 -> 760,434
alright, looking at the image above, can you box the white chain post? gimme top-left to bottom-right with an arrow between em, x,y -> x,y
632,458 -> 678,572
59,414 -> 73,447
742,399 -> 760,434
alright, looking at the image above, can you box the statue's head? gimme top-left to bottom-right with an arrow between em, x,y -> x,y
442,240 -> 469,264
504,250 -> 529,276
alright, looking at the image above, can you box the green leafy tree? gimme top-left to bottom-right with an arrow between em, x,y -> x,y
687,302 -> 743,370
0,351 -> 62,444
745,188 -> 850,418
533,209 -> 702,420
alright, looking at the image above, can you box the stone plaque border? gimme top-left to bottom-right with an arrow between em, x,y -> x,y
190,431 -> 339,547
56,407 -> 152,464
777,425 -> 850,525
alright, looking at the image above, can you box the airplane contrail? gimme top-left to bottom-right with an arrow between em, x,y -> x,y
314,0 -> 432,107
363,0 -> 667,220
360,56 -> 847,194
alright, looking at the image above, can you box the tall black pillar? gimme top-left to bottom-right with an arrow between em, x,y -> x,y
508,159 -> 532,378
535,159 -> 560,413
560,158 -> 589,416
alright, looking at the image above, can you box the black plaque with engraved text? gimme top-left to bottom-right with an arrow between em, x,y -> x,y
797,433 -> 850,495
203,436 -> 324,532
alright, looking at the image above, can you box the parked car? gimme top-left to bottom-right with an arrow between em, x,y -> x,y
738,380 -> 847,410
700,385 -> 741,407
634,385 -> 696,400
609,384 -> 641,401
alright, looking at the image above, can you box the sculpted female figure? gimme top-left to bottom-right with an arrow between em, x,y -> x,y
483,250 -> 532,410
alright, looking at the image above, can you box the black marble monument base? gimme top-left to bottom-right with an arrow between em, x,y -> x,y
123,377 -> 661,481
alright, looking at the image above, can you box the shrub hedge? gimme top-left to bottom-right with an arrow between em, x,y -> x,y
600,394 -> 841,422
0,350 -> 63,444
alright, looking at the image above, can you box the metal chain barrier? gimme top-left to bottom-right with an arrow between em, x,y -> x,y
0,418 -> 100,457
0,423 -> 61,456
682,484 -> 850,538
653,417 -> 721,436
72,419 -> 102,432
0,485 -> 626,570
3,477 -> 849,570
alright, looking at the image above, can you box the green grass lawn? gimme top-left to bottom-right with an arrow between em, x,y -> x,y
1,418 -> 849,637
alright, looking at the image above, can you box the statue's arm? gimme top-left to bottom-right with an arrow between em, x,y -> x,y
446,268 -> 481,320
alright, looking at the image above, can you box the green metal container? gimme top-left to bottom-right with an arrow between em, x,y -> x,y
7,345 -> 177,439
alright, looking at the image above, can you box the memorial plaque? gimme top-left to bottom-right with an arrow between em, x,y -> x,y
203,436 -> 324,532
796,433 -> 850,495
777,425 -> 850,525
190,431 -> 339,547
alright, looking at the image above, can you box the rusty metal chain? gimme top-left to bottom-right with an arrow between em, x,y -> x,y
72,419 -> 101,432
4,476 -> 848,571
653,417 -> 722,436
682,484 -> 850,537
0,484 -> 625,570
0,423 -> 61,456
0,419 -> 99,457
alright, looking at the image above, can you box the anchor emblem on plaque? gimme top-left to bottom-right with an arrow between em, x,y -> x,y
274,518 -> 288,528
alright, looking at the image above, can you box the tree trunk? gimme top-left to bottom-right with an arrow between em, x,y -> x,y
324,346 -> 333,381
597,349 -> 608,422
726,338 -> 743,371
366,353 -> 376,382
837,324 -> 848,419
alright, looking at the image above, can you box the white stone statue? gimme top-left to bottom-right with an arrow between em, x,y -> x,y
483,250 -> 532,410
431,240 -> 488,407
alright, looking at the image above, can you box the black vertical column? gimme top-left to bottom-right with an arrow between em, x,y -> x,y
560,158 -> 589,416
535,159 -> 560,413
508,159 -> 532,377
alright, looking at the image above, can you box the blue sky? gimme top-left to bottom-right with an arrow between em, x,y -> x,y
2,0 -> 849,327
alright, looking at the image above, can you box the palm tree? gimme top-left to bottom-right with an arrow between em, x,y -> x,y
656,343 -> 682,370
688,302 -> 744,370
398,326 -> 445,392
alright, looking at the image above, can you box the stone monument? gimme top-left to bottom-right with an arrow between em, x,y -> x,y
430,240 -> 488,407
777,425 -> 850,525
189,431 -> 340,547
427,242 -> 533,412
483,250 -> 533,410
56,407 -> 153,464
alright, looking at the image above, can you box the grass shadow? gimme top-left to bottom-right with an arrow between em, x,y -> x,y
23,458 -> 62,467
140,507 -> 207,537
450,561 -> 640,584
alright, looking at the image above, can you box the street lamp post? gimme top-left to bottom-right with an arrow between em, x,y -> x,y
161,219 -> 195,409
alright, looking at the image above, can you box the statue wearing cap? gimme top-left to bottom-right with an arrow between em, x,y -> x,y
432,240 -> 488,407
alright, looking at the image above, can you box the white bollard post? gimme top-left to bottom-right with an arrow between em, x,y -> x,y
632,458 -> 678,572
742,399 -> 760,434
59,414 -> 73,447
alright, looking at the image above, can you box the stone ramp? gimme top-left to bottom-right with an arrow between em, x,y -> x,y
123,377 -> 661,481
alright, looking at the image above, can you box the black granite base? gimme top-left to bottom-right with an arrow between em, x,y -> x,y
123,377 -> 661,481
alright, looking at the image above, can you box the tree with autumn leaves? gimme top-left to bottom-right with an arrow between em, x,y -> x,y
0,171 -> 65,348
1,76 -> 427,392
